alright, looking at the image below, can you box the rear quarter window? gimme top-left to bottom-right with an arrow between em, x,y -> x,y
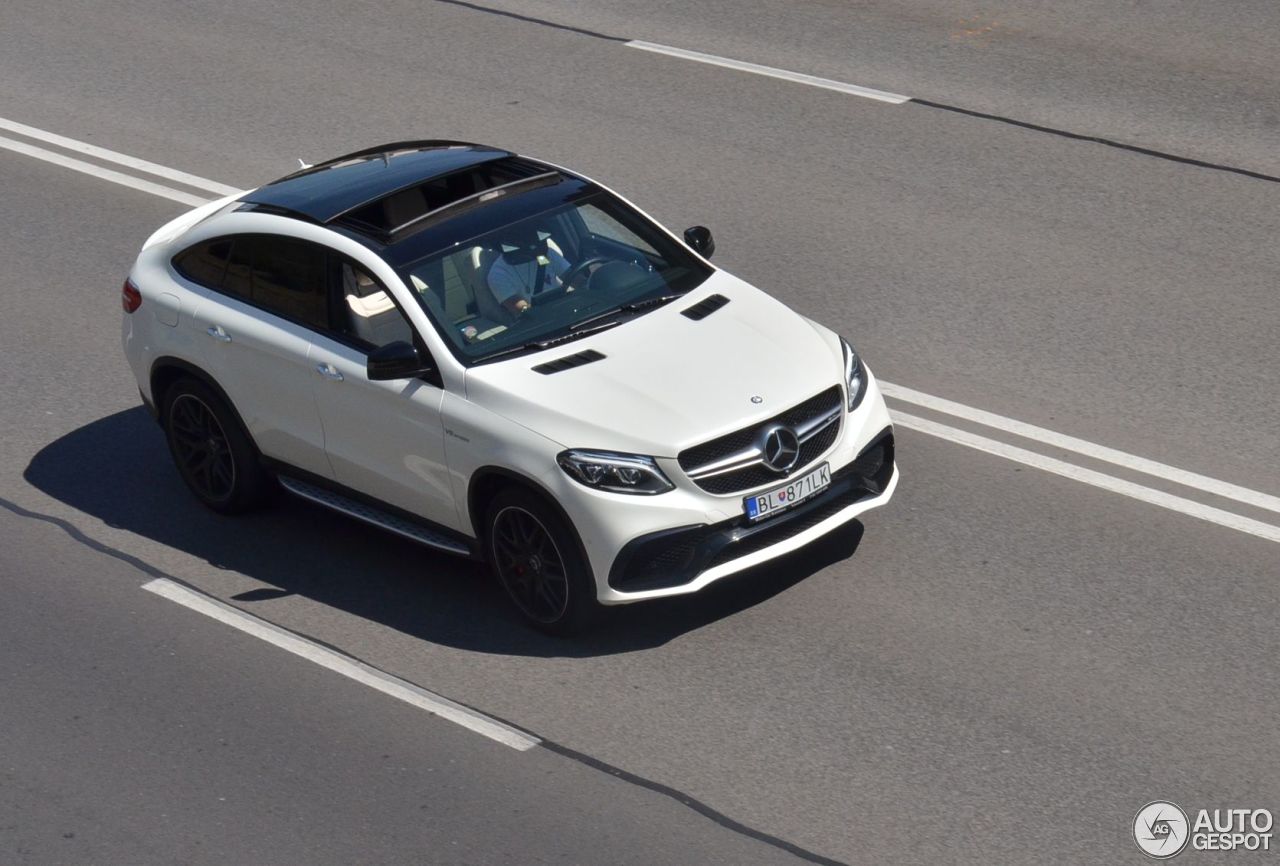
172,239 -> 233,289
247,236 -> 328,328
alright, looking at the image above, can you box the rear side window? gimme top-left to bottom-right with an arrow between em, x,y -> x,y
173,234 -> 329,330
221,239 -> 254,299
173,239 -> 233,289
241,236 -> 327,328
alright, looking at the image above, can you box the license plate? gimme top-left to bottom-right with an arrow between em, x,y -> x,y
743,463 -> 831,522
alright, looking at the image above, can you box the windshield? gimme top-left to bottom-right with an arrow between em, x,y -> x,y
396,191 -> 712,362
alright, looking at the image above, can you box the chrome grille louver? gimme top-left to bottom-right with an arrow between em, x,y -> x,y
677,386 -> 843,495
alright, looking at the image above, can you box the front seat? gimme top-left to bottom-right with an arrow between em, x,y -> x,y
469,237 -> 567,326
468,245 -> 511,325
343,265 -> 412,347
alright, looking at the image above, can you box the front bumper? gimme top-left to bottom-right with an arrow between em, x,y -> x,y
608,429 -> 895,597
545,371 -> 898,604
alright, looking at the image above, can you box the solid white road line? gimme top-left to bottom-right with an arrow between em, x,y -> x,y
891,411 -> 1280,545
0,134 -> 209,206
881,382 -> 1280,516
142,578 -> 541,751
0,116 -> 242,196
625,41 -> 911,104
6,119 -> 1276,543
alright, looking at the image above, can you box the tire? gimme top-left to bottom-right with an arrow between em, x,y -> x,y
161,377 -> 271,514
485,488 -> 600,635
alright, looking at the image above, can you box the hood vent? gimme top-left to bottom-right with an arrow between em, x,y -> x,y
533,349 -> 606,375
681,293 -> 730,320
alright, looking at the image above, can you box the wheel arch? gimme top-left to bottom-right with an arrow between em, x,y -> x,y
149,357 -> 259,453
467,466 -> 590,571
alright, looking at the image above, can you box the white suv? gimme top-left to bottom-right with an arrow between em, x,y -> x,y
122,141 -> 897,632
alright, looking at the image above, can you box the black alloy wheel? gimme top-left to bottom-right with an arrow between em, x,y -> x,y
168,393 -> 236,503
162,378 -> 271,514
486,489 -> 599,634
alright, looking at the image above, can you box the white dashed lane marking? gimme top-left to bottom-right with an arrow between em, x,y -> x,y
624,41 -> 911,103
143,578 -> 541,751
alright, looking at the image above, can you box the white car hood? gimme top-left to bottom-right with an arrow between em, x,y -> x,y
464,272 -> 842,456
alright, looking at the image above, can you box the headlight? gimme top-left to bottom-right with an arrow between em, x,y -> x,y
841,337 -> 866,412
557,450 -> 675,495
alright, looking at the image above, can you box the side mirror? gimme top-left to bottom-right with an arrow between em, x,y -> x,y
683,225 -> 715,259
367,340 -> 432,381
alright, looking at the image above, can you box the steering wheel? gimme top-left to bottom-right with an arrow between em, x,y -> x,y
557,256 -> 612,291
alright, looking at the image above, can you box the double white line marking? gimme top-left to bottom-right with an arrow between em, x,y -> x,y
891,411 -> 1280,544
0,117 -> 237,204
3,115 -> 1275,544
883,382 -> 1280,515
886,402 -> 1280,545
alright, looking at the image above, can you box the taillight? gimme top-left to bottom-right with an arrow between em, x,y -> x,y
122,279 -> 142,313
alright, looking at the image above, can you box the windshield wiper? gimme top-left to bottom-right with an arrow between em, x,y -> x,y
568,293 -> 684,331
476,293 -> 682,364
476,320 -> 623,363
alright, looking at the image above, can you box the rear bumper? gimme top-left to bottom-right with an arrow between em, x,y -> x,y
602,428 -> 896,602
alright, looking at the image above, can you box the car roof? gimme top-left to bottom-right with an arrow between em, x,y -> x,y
238,141 -> 515,225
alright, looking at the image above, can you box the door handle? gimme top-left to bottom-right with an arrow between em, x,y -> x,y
315,362 -> 344,381
205,325 -> 232,343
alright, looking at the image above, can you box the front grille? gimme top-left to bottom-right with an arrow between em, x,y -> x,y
677,386 -> 842,495
694,421 -> 840,494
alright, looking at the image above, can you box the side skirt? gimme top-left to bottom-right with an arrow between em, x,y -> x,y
272,471 -> 476,558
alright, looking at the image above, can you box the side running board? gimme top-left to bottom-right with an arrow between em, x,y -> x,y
278,476 -> 471,556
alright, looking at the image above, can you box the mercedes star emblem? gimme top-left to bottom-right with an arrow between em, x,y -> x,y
761,425 -> 801,473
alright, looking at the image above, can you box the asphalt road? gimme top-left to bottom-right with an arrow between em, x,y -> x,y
1,1 -> 1277,863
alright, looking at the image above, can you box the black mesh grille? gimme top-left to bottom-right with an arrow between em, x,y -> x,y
611,530 -> 708,591
849,431 -> 895,495
677,386 -> 842,494
694,419 -> 840,495
850,438 -> 887,478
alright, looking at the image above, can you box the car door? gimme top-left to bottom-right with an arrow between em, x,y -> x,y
306,256 -> 459,531
181,234 -> 333,479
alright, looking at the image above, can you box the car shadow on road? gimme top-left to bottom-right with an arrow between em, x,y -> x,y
25,408 -> 864,658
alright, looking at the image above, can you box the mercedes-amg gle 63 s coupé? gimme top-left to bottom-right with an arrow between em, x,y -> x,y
122,141 -> 897,632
